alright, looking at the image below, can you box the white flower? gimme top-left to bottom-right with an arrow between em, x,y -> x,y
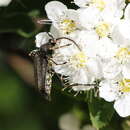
35,32 -> 50,48
74,0 -> 107,10
75,0 -> 126,23
45,1 -> 81,35
79,7 -> 121,37
74,0 -> 125,13
101,0 -> 126,19
77,0 -> 125,36
0,0 -> 12,6
102,45 -> 130,79
112,4 -> 130,45
99,78 -> 130,117
95,17 -> 122,38
52,31 -> 102,91
53,49 -> 100,91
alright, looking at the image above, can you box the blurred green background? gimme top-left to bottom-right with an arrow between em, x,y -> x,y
0,0 -> 130,130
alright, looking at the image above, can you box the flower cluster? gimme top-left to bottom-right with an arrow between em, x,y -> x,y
35,0 -> 130,117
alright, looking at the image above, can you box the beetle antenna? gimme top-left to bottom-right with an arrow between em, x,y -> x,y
37,19 -> 52,25
56,37 -> 81,51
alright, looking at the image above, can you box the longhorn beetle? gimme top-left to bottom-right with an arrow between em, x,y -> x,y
29,32 -> 81,101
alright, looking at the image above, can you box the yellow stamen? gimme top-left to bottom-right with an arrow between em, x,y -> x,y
91,0 -> 106,11
119,79 -> 130,92
60,19 -> 77,34
116,48 -> 130,63
70,52 -> 87,68
96,22 -> 110,37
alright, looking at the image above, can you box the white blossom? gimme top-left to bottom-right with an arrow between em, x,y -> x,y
102,45 -> 130,79
78,7 -> 121,38
99,78 -> 130,117
112,4 -> 130,45
36,0 -> 130,117
52,31 -> 102,91
45,1 -> 81,35
74,0 -> 125,14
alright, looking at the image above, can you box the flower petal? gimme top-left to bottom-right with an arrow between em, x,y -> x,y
112,20 -> 130,45
125,4 -> 130,21
75,30 -> 99,57
74,0 -> 90,7
122,63 -> 130,79
114,94 -> 130,117
79,7 -> 100,29
103,59 -> 122,79
97,38 -> 118,59
50,25 -> 60,38
99,80 -> 118,102
35,32 -> 50,48
87,58 -> 103,79
45,1 -> 67,21
71,69 -> 89,85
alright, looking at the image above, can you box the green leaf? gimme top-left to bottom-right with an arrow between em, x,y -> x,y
88,98 -> 115,129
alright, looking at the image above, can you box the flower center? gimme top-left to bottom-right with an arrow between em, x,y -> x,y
60,19 -> 77,34
91,0 -> 106,11
115,48 -> 130,64
70,52 -> 87,69
95,22 -> 110,37
119,79 -> 130,93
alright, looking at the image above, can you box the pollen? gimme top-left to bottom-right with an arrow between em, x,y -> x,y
91,0 -> 106,11
115,48 -> 130,63
60,19 -> 77,34
70,52 -> 87,68
95,22 -> 110,37
119,79 -> 130,93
